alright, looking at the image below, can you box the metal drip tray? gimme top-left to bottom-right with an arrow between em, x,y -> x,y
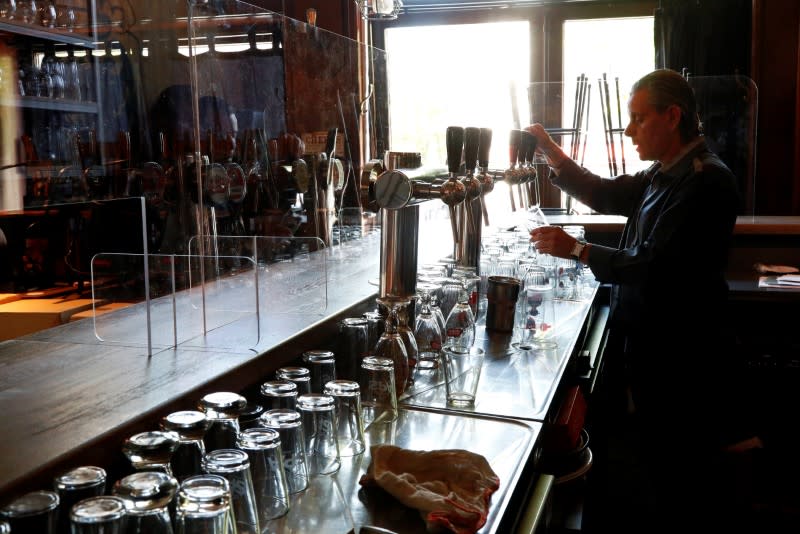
267,405 -> 542,533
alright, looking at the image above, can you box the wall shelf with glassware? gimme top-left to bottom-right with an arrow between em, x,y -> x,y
0,20 -> 95,47
1,95 -> 97,112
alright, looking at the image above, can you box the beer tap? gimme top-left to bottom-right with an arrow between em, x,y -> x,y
516,129 -> 533,208
504,129 -> 521,211
457,126 -> 482,267
521,129 -> 539,208
442,126 -> 467,253
462,127 -> 482,231
476,127 -> 494,226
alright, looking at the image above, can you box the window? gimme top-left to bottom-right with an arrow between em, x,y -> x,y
383,12 -> 655,215
562,16 -> 655,211
385,21 -> 530,171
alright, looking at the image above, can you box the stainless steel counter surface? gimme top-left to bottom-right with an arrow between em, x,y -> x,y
270,406 -> 542,534
401,287 -> 598,422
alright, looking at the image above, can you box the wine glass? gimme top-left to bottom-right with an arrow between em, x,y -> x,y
443,281 -> 476,350
417,275 -> 447,335
522,203 -> 549,232
516,268 -> 554,349
413,283 -> 443,371
392,297 -> 418,389
512,266 -> 557,351
520,156 -> 549,235
372,300 -> 409,397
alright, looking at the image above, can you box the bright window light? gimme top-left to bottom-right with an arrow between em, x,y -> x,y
564,17 -> 655,177
385,21 -> 530,171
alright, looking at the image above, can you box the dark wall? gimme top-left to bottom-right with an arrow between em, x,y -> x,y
751,0 -> 800,215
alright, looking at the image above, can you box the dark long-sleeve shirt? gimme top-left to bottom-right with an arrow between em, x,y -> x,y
551,137 -> 740,338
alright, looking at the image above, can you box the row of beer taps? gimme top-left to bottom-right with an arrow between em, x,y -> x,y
504,127 -> 541,213
373,125 -> 541,266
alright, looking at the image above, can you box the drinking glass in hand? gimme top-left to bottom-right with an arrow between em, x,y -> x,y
523,204 -> 549,232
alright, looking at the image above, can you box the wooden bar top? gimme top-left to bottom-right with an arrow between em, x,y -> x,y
0,235 -> 383,503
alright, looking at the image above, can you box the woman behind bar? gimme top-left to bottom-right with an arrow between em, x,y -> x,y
526,69 -> 749,532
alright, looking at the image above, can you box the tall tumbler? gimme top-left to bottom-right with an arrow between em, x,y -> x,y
122,431 -> 180,476
237,402 -> 265,432
202,449 -> 260,534
324,380 -> 365,456
69,495 -> 127,534
112,471 -> 177,534
174,475 -> 234,534
0,490 -> 59,533
259,380 -> 298,411
275,367 -> 311,396
485,275 -> 521,332
259,409 -> 309,494
53,465 -> 107,533
337,317 -> 369,381
237,428 -> 291,526
302,350 -> 337,393
296,394 -> 340,476
160,410 -> 211,482
359,356 -> 398,427
362,311 -> 385,352
198,391 -> 247,452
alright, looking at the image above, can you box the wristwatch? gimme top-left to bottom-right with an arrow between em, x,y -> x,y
570,241 -> 586,260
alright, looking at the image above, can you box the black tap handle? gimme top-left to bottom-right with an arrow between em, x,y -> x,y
446,126 -> 465,175
521,130 -> 537,164
478,127 -> 492,169
463,127 -> 480,175
508,129 -> 521,167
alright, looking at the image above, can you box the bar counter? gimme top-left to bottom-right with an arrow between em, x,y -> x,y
0,221 -> 600,532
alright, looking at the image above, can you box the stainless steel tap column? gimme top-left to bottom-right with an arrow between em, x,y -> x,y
373,166 -> 450,300
443,127 -> 467,261
457,127 -> 482,269
379,205 -> 419,299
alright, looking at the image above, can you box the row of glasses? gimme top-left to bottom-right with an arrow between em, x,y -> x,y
2,324 -> 413,533
4,368 -> 393,534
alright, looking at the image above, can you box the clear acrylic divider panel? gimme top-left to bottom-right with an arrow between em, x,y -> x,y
91,251 -> 258,350
525,75 -> 757,215
189,235 -> 328,317
687,75 -> 757,216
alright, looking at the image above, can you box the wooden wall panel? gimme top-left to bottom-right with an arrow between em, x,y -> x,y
751,0 -> 800,215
